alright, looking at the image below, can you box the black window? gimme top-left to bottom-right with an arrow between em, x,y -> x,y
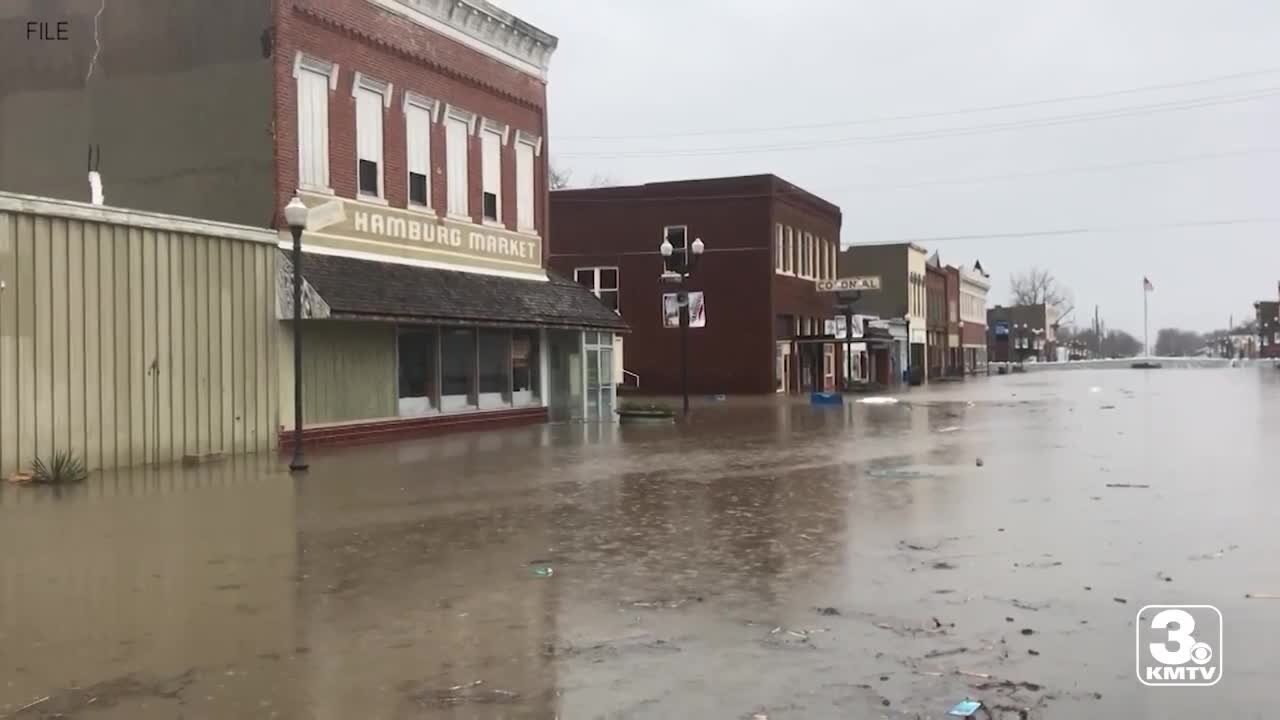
663,225 -> 687,272
483,192 -> 498,221
359,159 -> 379,195
409,172 -> 428,205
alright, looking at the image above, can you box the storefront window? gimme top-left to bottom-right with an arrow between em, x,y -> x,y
397,328 -> 437,416
512,330 -> 540,405
441,327 -> 476,411
478,329 -> 512,409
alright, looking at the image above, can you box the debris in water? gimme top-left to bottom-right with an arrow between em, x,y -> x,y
1113,597 -> 1128,604
900,540 -> 942,551
975,457 -> 985,467
1190,544 -> 1239,561
947,699 -> 983,717
1156,571 -> 1174,583
956,670 -> 992,679
1005,617 -> 1014,623
938,426 -> 960,433
1027,649 -> 1040,656
1245,592 -> 1280,599
1084,586 -> 1092,591
1010,598 -> 1051,611
1100,404 -> 1117,410
1019,628 -> 1035,636
924,647 -> 968,659
932,561 -> 957,570
857,396 -> 900,405
17,696 -> 51,712
529,562 -> 554,578
881,698 -> 891,706
879,675 -> 890,681
815,606 -> 841,616
1105,483 -> 1150,488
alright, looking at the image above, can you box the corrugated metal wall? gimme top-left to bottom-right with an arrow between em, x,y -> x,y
0,198 -> 279,477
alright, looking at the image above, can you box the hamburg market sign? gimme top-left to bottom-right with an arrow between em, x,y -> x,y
816,276 -> 881,293
296,192 -> 543,273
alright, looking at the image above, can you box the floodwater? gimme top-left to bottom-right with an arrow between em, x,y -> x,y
2,368 -> 1279,719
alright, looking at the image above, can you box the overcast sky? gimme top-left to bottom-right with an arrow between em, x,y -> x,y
503,0 -> 1280,335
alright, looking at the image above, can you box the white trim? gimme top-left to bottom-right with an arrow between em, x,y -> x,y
357,194 -> 390,206
516,129 -> 542,156
352,71 -> 393,107
293,52 -> 339,90
446,104 -> 479,135
483,118 -> 510,146
402,90 -> 438,116
0,191 -> 278,244
276,232 -> 548,282
299,183 -> 336,196
365,0 -> 551,80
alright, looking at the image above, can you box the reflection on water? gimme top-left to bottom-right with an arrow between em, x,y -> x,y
2,368 -> 1279,718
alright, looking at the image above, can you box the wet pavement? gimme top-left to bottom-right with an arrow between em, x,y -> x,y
2,368 -> 1279,719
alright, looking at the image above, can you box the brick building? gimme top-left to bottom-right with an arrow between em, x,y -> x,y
988,304 -> 1058,363
925,258 -> 948,378
1,0 -> 626,447
836,243 -> 929,384
1257,288 -> 1279,359
549,176 -> 841,395
958,262 -> 991,372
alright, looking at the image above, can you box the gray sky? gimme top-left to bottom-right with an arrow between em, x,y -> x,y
503,0 -> 1280,335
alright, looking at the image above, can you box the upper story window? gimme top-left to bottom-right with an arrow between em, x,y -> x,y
404,92 -> 438,208
662,225 -> 688,273
481,119 -> 507,223
515,130 -> 541,232
293,53 -> 338,192
783,227 -> 794,274
575,267 -> 619,312
352,72 -> 392,200
445,105 -> 477,217
775,224 -> 784,273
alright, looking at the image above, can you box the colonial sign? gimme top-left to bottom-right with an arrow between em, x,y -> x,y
297,192 -> 543,273
816,276 -> 881,292
662,292 -> 706,328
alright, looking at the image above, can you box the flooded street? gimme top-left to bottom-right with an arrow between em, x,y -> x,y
3,368 -> 1279,719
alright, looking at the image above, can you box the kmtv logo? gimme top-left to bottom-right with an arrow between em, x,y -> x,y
1136,605 -> 1222,686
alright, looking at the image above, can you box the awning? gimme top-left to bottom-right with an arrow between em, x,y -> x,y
284,252 -> 628,332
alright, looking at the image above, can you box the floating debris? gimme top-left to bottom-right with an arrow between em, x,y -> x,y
937,426 -> 960,433
1245,592 -> 1280,599
1105,483 -> 1150,489
815,606 -> 841,616
924,647 -> 968,659
857,396 -> 900,405
947,699 -> 983,717
932,561 -> 958,570
1113,597 -> 1128,604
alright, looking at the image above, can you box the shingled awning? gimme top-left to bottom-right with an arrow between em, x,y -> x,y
292,252 -> 628,331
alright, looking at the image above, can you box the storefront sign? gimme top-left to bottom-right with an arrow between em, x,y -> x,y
663,292 -> 706,328
298,193 -> 542,272
816,276 -> 881,292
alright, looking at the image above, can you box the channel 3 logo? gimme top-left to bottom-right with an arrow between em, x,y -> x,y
1136,605 -> 1223,686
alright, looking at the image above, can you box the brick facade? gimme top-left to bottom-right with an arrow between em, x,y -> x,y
549,176 -> 840,395
272,0 -> 549,248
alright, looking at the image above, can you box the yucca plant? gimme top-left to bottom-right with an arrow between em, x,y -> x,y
30,450 -> 88,485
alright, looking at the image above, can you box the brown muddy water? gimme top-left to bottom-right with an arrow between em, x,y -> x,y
2,368 -> 1279,719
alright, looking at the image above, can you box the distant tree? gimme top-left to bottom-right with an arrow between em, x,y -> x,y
1009,267 -> 1072,315
1154,328 -> 1205,357
549,163 -> 573,190
586,173 -> 617,187
1101,329 -> 1142,358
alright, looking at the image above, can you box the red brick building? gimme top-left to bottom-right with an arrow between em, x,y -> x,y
0,0 -> 627,445
549,176 -> 842,395
925,258 -> 948,378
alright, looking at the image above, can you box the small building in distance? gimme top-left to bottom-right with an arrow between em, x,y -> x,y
549,175 -> 842,395
1256,286 -> 1279,359
987,304 -> 1059,363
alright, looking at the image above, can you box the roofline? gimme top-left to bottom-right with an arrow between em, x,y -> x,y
842,241 -> 930,255
551,173 -> 841,218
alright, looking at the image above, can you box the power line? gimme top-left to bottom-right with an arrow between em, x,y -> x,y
550,144 -> 1280,202
557,86 -> 1280,159
849,216 -> 1280,247
558,66 -> 1280,141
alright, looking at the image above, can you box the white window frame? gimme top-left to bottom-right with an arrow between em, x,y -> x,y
574,266 -> 620,314
774,223 -> 784,273
352,72 -> 392,203
514,129 -> 542,233
292,52 -> 339,194
403,92 -> 440,211
481,118 -> 509,226
778,226 -> 788,274
445,104 -> 478,219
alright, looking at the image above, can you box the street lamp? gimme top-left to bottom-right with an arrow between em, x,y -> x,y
284,194 -> 309,473
660,233 -> 704,416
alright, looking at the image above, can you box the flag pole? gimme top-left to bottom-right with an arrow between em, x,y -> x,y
1143,281 -> 1149,358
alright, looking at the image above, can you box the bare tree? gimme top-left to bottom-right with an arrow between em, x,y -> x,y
586,173 -> 617,187
1009,267 -> 1072,314
549,164 -> 572,190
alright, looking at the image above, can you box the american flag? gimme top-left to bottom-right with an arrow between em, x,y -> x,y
1143,277 -> 1155,292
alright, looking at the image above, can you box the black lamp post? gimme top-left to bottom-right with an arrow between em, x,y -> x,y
284,194 -> 309,472
660,232 -> 704,417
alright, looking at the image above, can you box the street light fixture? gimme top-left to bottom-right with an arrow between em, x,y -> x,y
660,231 -> 704,417
284,194 -> 309,473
